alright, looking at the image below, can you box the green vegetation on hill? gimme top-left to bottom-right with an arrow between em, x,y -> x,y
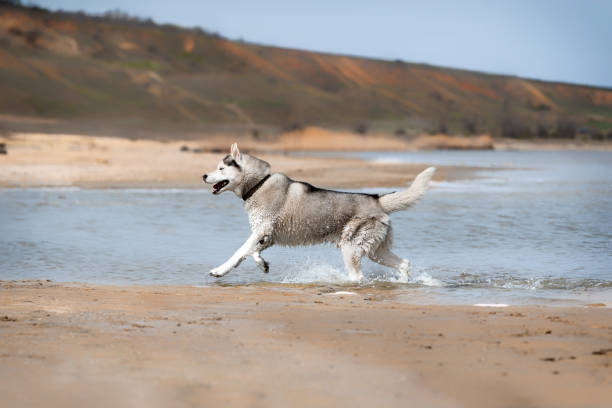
1,3 -> 611,140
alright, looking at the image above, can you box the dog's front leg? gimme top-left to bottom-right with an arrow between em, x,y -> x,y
252,234 -> 273,273
210,232 -> 269,277
252,252 -> 269,273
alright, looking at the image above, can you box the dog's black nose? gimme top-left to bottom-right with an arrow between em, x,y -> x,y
203,174 -> 207,181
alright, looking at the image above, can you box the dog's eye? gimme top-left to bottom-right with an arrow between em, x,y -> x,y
219,167 -> 225,171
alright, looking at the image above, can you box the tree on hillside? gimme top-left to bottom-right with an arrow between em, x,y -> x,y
102,9 -> 153,25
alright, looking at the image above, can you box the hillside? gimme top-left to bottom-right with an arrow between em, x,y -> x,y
1,3 -> 611,140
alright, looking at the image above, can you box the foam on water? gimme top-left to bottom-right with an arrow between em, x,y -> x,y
410,272 -> 445,287
280,260 -> 351,284
450,273 -> 612,291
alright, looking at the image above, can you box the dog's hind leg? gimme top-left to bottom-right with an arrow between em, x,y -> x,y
341,215 -> 390,281
369,246 -> 411,278
341,245 -> 364,281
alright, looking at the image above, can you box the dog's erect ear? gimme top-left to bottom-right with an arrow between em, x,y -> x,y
230,143 -> 242,162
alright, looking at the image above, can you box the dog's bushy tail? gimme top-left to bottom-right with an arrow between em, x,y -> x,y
378,167 -> 436,213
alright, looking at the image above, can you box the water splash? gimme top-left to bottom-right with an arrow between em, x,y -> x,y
278,259 -> 446,286
410,272 -> 445,287
280,260 -> 350,284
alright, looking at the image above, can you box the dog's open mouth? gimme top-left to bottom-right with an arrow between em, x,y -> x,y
212,180 -> 229,194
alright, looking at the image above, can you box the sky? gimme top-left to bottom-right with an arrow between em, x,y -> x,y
32,0 -> 612,88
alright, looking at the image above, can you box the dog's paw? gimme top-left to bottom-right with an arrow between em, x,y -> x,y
252,253 -> 270,273
347,272 -> 364,282
398,260 -> 411,276
209,266 -> 230,277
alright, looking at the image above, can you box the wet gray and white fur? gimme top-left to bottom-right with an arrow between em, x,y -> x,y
203,143 -> 435,281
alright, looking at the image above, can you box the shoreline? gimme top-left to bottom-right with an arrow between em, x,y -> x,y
1,281 -> 611,408
4,279 -> 612,309
0,132 -> 486,189
1,132 -> 610,189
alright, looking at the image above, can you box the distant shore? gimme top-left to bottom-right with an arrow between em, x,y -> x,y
1,131 -> 610,190
494,137 -> 612,151
1,280 -> 610,408
0,132 -> 484,189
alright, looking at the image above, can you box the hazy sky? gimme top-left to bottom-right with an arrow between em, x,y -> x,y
33,0 -> 612,88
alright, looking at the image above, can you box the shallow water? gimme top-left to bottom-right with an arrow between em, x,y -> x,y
1,150 -> 611,305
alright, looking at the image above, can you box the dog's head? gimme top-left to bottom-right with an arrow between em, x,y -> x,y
203,143 -> 270,197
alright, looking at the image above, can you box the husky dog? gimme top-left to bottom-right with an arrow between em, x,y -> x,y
203,143 -> 435,281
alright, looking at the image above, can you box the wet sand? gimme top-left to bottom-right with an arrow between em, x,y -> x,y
1,281 -> 610,408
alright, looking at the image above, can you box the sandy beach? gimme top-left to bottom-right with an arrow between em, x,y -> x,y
2,132 -> 611,189
0,132 -> 487,189
1,281 -> 610,408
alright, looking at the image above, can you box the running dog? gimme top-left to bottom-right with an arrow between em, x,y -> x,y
203,143 -> 435,281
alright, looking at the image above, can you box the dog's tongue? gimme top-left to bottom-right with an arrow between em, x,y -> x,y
213,180 -> 228,193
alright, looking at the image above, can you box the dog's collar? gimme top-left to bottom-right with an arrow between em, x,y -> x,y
242,174 -> 271,201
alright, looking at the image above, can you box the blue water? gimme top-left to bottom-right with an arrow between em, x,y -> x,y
1,150 -> 611,305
